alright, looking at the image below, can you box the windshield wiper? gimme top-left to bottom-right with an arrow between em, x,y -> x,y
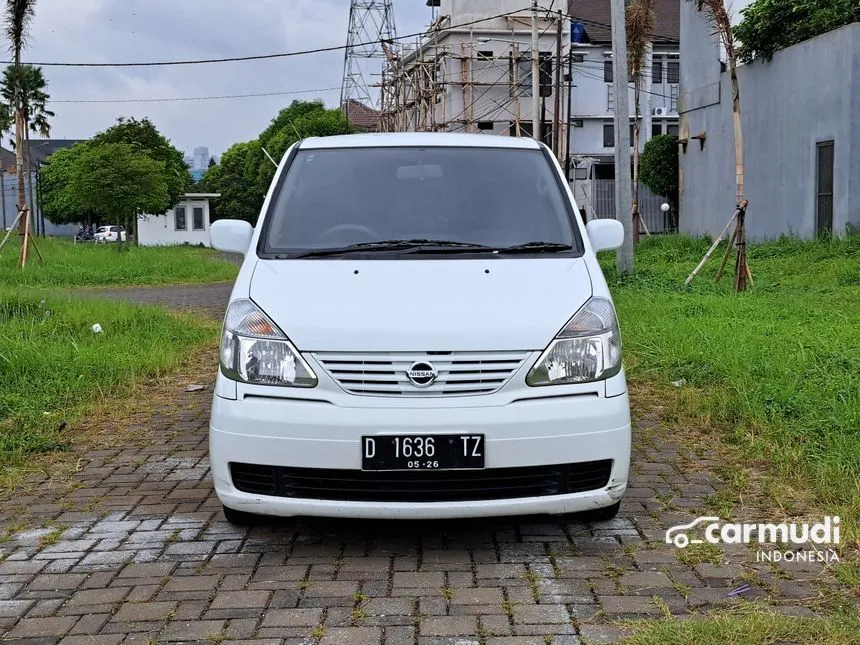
287,239 -> 492,258
491,241 -> 574,254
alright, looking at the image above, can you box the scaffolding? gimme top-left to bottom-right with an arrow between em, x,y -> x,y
379,11 -> 568,157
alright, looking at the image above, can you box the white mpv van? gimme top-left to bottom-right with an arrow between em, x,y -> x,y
209,133 -> 631,524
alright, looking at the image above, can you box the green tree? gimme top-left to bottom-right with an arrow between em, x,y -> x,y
91,117 -> 191,206
69,143 -> 169,248
202,100 -> 353,225
38,142 -> 95,225
734,0 -> 859,63
199,141 -> 259,224
640,134 -> 679,228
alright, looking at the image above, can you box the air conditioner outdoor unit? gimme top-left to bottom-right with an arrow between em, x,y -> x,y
653,107 -> 669,117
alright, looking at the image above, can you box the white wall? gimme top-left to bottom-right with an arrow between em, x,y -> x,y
137,199 -> 212,247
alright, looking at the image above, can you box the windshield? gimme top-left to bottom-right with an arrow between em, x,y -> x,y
260,146 -> 581,257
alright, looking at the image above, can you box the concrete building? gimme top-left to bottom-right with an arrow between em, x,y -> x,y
136,193 -> 220,247
678,6 -> 859,239
385,0 -> 569,141
192,146 -> 210,171
564,0 -> 680,230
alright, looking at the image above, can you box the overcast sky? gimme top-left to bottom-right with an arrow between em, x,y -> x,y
22,0 -> 433,158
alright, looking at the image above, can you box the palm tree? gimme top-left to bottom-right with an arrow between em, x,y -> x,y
0,64 -> 52,233
4,0 -> 37,265
626,0 -> 655,244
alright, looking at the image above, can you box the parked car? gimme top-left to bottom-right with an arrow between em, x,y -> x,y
94,225 -> 126,243
208,133 -> 630,525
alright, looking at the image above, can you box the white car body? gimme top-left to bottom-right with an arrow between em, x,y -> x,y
94,226 -> 126,242
208,133 -> 631,521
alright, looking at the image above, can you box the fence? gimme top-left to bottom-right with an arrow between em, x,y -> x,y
590,179 -> 672,233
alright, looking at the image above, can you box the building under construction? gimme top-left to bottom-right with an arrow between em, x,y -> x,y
380,0 -> 570,157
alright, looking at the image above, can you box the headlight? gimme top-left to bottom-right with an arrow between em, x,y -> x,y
526,297 -> 622,386
220,299 -> 317,387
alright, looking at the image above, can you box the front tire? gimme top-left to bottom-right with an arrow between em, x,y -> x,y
222,504 -> 259,526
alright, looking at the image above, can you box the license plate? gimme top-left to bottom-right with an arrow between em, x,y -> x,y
362,434 -> 485,471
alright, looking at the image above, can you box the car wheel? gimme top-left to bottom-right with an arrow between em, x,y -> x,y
221,504 -> 259,526
579,500 -> 621,522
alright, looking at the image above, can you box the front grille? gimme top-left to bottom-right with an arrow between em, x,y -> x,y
313,350 -> 531,396
229,460 -> 613,503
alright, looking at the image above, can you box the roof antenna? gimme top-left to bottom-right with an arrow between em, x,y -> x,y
261,147 -> 278,168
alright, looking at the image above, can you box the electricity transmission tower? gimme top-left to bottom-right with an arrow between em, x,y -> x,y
340,0 -> 397,131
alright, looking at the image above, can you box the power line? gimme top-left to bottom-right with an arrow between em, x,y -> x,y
14,7 -> 533,68
48,86 -> 341,104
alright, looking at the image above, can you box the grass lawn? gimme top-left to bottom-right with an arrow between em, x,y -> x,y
601,234 -> 859,539
621,605 -> 860,644
0,236 -> 238,288
0,289 -> 217,469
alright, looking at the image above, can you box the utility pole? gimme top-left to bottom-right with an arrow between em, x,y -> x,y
552,10 -> 562,158
1,168 -> 6,230
610,0 -> 634,275
531,0 -> 540,141
564,45 -> 575,180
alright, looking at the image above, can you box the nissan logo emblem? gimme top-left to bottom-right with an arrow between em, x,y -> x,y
406,361 -> 437,387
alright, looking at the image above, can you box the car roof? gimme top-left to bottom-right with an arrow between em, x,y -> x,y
299,132 -> 542,151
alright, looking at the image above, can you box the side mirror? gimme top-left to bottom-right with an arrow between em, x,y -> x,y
586,219 -> 624,252
210,219 -> 254,255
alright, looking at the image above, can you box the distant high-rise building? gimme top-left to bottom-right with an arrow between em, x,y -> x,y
192,147 -> 209,171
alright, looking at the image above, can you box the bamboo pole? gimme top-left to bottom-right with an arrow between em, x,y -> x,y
0,209 -> 23,252
684,205 -> 743,286
714,218 -> 738,283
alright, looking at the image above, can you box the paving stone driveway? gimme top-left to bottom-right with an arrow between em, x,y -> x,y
0,285 -> 841,645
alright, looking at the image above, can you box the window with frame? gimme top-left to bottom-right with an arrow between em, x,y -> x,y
603,59 -> 613,83
175,206 -> 187,231
603,123 -> 614,147
192,206 -> 205,230
652,122 -> 663,137
477,121 -> 494,131
652,59 -> 663,84
477,50 -> 494,61
667,60 -> 680,84
666,123 -> 679,136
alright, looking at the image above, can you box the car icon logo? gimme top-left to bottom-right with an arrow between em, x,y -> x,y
406,361 -> 437,387
665,516 -> 720,548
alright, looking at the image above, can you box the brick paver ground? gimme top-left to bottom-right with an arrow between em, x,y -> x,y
1,285 -> 846,644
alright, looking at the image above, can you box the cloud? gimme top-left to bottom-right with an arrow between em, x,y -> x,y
15,0 -> 434,156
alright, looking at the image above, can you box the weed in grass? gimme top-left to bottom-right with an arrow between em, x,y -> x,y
309,624 -> 325,640
501,599 -> 515,617
676,543 -> 724,567
620,605 -> 860,644
38,525 -> 67,548
833,562 -> 860,592
353,591 -> 368,603
524,567 -> 541,601
651,594 -> 672,618
349,606 -> 367,625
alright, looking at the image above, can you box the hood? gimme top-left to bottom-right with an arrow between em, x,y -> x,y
248,258 -> 592,351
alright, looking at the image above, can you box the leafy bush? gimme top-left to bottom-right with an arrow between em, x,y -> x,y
734,0 -> 860,63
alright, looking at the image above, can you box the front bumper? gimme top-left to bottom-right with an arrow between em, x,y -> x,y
209,383 -> 631,519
